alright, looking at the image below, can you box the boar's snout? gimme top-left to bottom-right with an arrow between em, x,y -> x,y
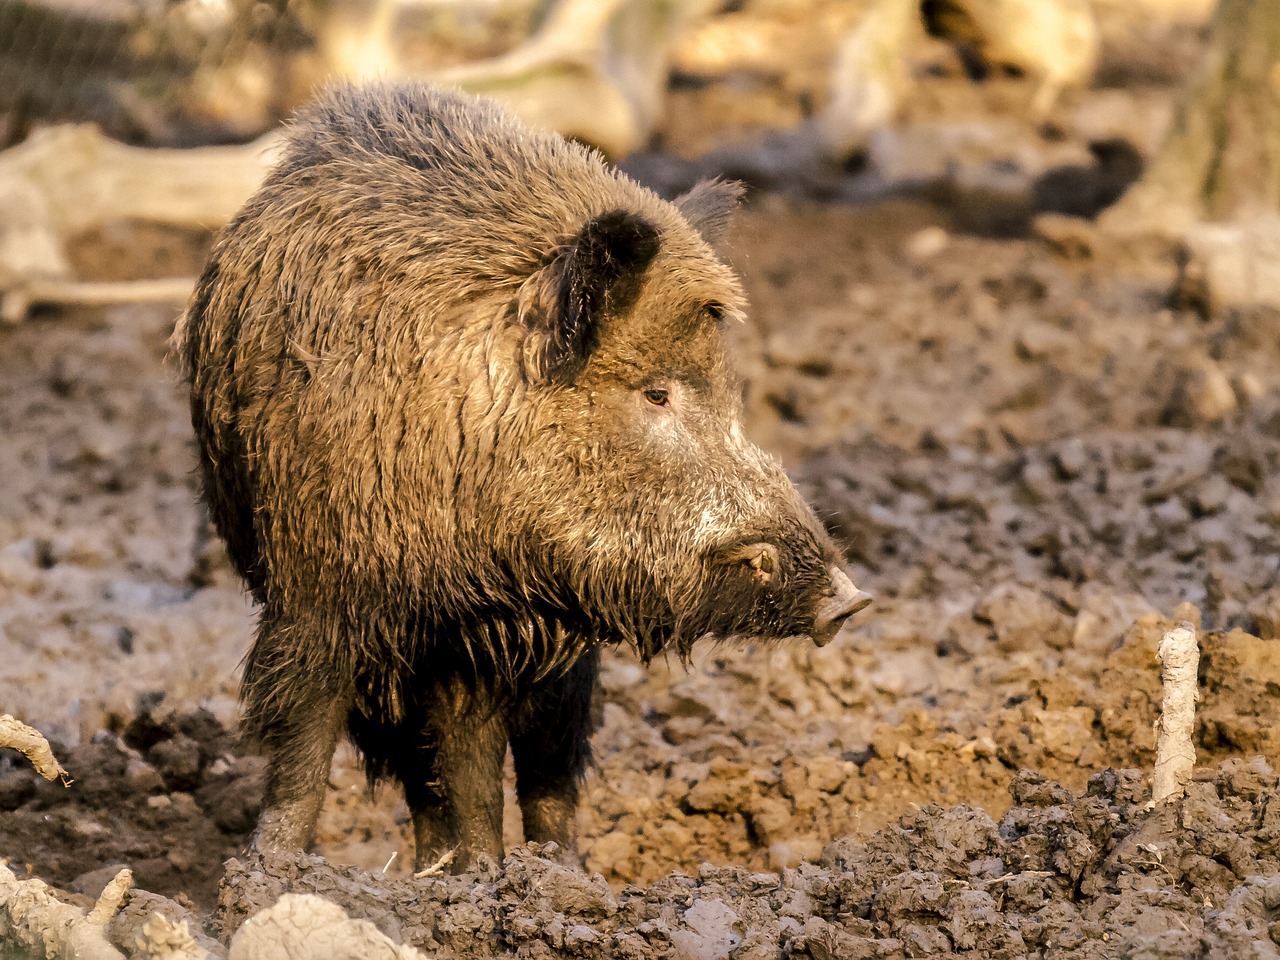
812,566 -> 872,647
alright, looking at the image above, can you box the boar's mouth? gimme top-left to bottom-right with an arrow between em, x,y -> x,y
668,553 -> 871,652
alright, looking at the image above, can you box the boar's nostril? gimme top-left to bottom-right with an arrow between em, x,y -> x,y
811,566 -> 872,647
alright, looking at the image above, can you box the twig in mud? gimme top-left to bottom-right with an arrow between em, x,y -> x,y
980,871 -> 1055,886
0,714 -> 72,785
86,868 -> 132,926
413,849 -> 455,878
382,851 -> 398,874
1151,620 -> 1199,805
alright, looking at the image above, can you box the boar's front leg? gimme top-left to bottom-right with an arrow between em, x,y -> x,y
245,613 -> 350,853
416,675 -> 508,872
509,647 -> 600,865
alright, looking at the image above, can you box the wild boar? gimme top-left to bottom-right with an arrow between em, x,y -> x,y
175,81 -> 870,872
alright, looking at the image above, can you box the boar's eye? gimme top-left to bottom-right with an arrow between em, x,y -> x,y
643,387 -> 670,407
705,302 -> 724,323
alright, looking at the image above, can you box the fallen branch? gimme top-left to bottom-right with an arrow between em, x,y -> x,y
0,125 -> 274,322
1151,620 -> 1200,804
2,278 -> 195,324
0,125 -> 282,238
0,714 -> 71,785
431,0 -> 714,157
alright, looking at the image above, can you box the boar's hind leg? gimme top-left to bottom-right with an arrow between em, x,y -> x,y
347,710 -> 454,869
509,647 -> 600,865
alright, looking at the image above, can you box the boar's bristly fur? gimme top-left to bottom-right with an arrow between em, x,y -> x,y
175,82 -> 869,872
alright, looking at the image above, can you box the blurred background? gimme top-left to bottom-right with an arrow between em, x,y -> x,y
1,0 -> 1268,317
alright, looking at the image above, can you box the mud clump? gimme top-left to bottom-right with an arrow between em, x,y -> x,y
209,760 -> 1280,959
0,710 -> 258,909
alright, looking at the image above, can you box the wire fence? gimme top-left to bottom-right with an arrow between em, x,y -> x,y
0,0 -> 537,146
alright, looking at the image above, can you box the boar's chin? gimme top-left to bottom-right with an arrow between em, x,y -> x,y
661,596 -> 805,655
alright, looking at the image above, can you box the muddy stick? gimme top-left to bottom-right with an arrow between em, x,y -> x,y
0,714 -> 70,785
85,868 -> 132,926
1151,621 -> 1199,804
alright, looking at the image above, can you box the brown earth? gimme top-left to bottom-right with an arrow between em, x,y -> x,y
3,5 -> 1280,956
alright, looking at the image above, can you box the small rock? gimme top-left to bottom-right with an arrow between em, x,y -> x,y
806,756 -> 851,794
1151,497 -> 1190,530
147,734 -> 203,791
1164,357 -> 1238,426
1051,437 -> 1089,480
746,796 -> 793,846
1072,588 -> 1158,657
945,163 -> 1035,236
768,839 -> 824,871
1246,587 -> 1280,641
1033,212 -> 1096,259
169,791 -> 201,819
904,226 -> 949,261
564,925 -> 600,948
1177,216 -> 1280,315
686,761 -> 752,814
867,123 -> 998,186
512,849 -> 617,918
198,765 -> 266,834
1191,474 -> 1232,516
0,770 -> 36,811
124,757 -> 165,794
973,582 -> 1073,652
670,899 -> 742,960
69,863 -> 130,899
1015,320 -> 1075,362
228,893 -> 426,960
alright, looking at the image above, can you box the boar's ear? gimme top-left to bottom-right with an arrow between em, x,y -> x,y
520,209 -> 661,384
674,179 -> 745,248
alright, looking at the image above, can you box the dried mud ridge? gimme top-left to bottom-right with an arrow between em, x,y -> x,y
205,760 -> 1279,959
6,704 -> 1280,957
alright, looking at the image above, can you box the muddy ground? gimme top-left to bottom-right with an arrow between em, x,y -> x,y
3,5 -> 1280,957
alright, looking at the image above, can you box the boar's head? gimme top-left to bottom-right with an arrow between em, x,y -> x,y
501,181 -> 870,658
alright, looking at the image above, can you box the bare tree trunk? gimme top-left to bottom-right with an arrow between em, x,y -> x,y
1104,0 -> 1280,234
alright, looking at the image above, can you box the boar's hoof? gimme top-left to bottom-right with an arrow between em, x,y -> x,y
812,567 -> 872,647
